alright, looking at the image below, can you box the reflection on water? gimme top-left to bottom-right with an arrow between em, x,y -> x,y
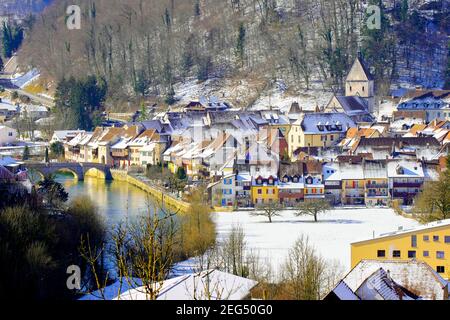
55,173 -> 154,224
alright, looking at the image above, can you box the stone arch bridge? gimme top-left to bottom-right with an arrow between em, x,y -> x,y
26,162 -> 112,181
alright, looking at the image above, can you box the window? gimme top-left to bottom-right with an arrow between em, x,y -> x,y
362,86 -> 365,92
423,235 -> 429,241
392,250 -> 401,258
408,251 -> 416,258
8,132 -> 13,136
437,251 -> 445,259
445,236 -> 450,243
411,235 -> 417,248
377,250 -> 385,258
433,235 -> 440,242
423,251 -> 429,257
258,189 -> 262,195
437,266 -> 445,273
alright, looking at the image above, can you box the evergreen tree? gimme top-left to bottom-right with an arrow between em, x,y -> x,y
400,0 -> 409,22
197,55 -> 213,81
134,69 -> 150,97
194,0 -> 201,17
165,85 -> 176,105
54,76 -> 107,131
22,146 -> 30,161
361,0 -> 397,86
235,23 -> 246,66
2,22 -> 13,58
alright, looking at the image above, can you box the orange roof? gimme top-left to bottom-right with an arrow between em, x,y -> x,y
409,124 -> 427,135
137,129 -> 157,140
122,125 -> 141,139
346,128 -> 358,138
100,127 -> 123,142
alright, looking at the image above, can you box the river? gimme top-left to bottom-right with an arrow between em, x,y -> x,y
55,173 -> 154,224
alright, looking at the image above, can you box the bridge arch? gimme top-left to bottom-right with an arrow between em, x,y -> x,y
26,163 -> 112,181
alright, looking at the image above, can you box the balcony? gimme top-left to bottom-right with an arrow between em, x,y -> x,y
366,183 -> 388,189
366,193 -> 389,198
345,194 -> 365,199
393,182 -> 423,188
279,191 -> 304,199
393,191 -> 418,198
111,150 -> 129,158
344,185 -> 364,190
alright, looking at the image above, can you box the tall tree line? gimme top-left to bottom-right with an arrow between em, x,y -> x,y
18,0 -> 449,105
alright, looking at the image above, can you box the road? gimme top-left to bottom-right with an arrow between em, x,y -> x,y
0,77 -> 55,107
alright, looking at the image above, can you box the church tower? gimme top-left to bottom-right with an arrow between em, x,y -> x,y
345,53 -> 375,113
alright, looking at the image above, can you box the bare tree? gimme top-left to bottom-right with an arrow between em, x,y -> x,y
281,235 -> 343,300
252,202 -> 282,223
81,196 -> 179,300
295,199 -> 330,222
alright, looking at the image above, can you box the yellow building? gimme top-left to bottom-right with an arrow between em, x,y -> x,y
251,176 -> 279,206
288,113 -> 356,158
351,220 -> 450,279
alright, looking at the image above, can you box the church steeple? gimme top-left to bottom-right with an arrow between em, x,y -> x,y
345,54 -> 375,113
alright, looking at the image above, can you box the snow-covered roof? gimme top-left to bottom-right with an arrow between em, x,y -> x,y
111,138 -> 130,150
364,161 -> 388,179
52,130 -> 85,140
335,260 -> 447,300
115,270 -> 258,300
387,160 -> 424,178
299,113 -> 356,134
20,104 -> 48,113
355,219 -> 450,245
355,268 -> 416,300
0,101 -> 17,111
339,163 -> 364,180
334,96 -> 369,115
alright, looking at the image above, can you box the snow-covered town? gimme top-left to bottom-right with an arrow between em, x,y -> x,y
1,0 -> 450,307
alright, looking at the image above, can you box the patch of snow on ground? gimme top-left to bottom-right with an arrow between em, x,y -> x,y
213,208 -> 419,275
250,81 -> 333,112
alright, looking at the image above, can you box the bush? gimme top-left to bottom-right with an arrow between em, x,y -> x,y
177,189 -> 216,259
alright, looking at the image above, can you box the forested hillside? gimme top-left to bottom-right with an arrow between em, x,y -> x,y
17,0 -> 450,110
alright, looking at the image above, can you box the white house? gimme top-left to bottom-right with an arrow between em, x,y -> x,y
0,125 -> 17,146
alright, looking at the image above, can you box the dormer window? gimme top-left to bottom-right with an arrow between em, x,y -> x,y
293,176 -> 299,183
257,178 -> 263,185
283,176 -> 289,183
317,122 -> 324,131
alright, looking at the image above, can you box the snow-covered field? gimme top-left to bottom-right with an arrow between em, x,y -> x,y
213,208 -> 420,273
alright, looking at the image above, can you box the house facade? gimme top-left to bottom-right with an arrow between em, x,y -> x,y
351,220 -> 450,280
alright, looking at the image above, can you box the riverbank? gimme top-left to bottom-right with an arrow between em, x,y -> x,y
110,169 -> 191,214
